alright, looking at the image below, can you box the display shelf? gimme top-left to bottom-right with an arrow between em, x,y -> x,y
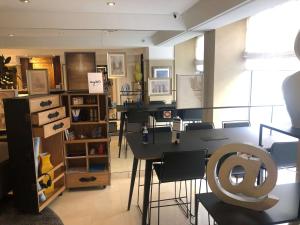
4,94 -> 69,213
62,93 -> 110,188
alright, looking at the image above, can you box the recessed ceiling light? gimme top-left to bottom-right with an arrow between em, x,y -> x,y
8,34 -> 15,37
19,0 -> 30,3
106,2 -> 115,6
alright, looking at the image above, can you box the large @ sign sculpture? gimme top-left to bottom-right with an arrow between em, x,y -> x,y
207,143 -> 279,211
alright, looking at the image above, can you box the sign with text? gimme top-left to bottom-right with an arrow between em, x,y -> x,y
88,73 -> 104,93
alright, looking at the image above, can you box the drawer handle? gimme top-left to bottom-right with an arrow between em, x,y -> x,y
40,100 -> 52,107
53,122 -> 64,130
48,111 -> 59,119
79,177 -> 96,183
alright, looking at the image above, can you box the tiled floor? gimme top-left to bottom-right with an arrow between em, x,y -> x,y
50,136 -> 298,225
50,136 -> 210,225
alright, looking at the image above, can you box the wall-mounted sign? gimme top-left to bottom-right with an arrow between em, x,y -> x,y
207,143 -> 278,211
88,73 -> 104,94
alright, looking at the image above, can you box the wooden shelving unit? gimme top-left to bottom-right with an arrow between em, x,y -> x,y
61,93 -> 111,188
4,94 -> 70,213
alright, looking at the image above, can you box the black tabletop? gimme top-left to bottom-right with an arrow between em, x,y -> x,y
116,103 -> 176,112
261,123 -> 300,139
126,127 -> 261,160
197,183 -> 300,225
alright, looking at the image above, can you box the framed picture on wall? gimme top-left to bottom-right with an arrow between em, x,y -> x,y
26,69 -> 49,95
107,53 -> 126,78
152,66 -> 171,78
148,78 -> 171,96
65,52 -> 96,91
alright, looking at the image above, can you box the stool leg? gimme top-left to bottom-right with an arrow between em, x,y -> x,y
158,181 -> 161,225
195,196 -> 199,225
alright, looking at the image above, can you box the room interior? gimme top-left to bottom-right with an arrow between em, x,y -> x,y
1,0 -> 300,225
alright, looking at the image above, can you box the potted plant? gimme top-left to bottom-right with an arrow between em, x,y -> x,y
0,55 -> 16,89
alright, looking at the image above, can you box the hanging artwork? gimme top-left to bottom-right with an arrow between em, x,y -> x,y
107,53 -> 126,78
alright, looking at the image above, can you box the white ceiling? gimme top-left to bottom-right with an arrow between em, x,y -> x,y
0,0 -> 290,49
0,0 -> 198,14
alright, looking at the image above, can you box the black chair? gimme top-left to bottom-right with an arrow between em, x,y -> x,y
149,150 -> 207,225
185,122 -> 214,131
178,109 -> 202,123
222,120 -> 250,128
136,127 -> 172,211
120,109 -> 149,157
267,142 -> 297,169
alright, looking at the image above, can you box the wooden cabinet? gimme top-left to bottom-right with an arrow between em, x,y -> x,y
61,93 -> 110,188
4,94 -> 70,213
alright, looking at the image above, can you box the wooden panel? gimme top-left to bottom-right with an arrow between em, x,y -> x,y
65,52 -> 96,91
31,107 -> 66,126
66,171 -> 109,188
29,95 -> 60,113
33,117 -> 70,138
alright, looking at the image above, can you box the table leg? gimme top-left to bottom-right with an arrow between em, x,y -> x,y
118,112 -> 126,158
195,196 -> 199,225
127,157 -> 138,210
142,160 -> 153,225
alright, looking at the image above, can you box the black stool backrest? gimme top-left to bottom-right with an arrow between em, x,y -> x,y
159,150 -> 207,183
223,121 -> 250,128
186,122 -> 214,131
268,142 -> 297,168
148,127 -> 171,133
127,109 -> 150,124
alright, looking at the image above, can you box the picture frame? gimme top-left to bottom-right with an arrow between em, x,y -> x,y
96,65 -> 107,74
107,53 -> 126,78
26,69 -> 49,95
148,78 -> 171,96
152,66 -> 171,78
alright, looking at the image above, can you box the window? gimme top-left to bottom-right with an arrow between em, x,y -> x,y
195,35 -> 204,73
245,0 -> 300,125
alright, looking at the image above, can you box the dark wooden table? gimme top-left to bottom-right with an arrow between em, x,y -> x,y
126,127 -> 262,225
195,183 -> 300,225
116,103 -> 176,156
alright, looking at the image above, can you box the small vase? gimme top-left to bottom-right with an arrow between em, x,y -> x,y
40,153 -> 54,195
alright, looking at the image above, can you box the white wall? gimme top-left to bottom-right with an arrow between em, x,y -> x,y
213,19 -> 250,127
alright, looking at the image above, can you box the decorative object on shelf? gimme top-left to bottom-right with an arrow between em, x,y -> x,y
152,66 -> 171,78
148,78 -> 171,96
39,153 -> 54,195
89,148 -> 96,155
65,52 -> 96,91
88,73 -> 104,94
71,109 -> 80,121
107,52 -> 126,78
282,31 -> 300,128
121,83 -> 130,95
207,143 -> 278,211
98,143 -> 105,155
72,97 -> 83,105
26,69 -> 49,95
91,126 -> 102,138
134,63 -> 142,82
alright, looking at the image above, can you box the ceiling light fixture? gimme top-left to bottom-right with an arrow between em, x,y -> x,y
106,2 -> 115,6
19,0 -> 30,3
8,34 -> 15,37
